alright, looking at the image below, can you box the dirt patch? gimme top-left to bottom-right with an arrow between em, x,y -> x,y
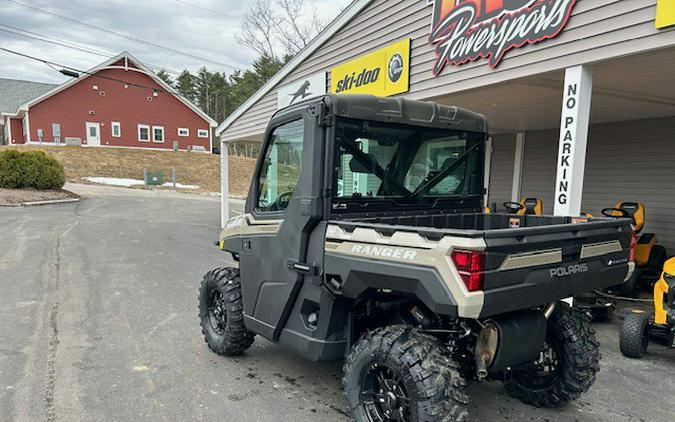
0,188 -> 79,206
0,146 -> 256,197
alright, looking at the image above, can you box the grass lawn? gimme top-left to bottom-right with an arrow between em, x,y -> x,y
0,145 -> 256,197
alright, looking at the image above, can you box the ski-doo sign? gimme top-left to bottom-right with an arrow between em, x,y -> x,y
428,0 -> 578,74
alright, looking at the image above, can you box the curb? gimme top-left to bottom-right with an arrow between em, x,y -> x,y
0,198 -> 80,208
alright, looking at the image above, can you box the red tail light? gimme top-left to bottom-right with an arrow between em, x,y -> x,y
629,232 -> 637,262
451,250 -> 486,292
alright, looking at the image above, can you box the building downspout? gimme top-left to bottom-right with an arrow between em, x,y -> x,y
24,111 -> 31,144
5,116 -> 11,145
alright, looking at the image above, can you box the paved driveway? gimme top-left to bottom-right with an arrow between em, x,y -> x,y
0,190 -> 673,422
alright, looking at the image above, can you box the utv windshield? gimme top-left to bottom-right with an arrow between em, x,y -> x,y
332,118 -> 485,204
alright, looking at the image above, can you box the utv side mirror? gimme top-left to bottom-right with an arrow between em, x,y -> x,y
349,154 -> 377,174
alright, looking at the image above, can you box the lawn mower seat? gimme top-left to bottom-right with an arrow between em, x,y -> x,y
613,202 -> 645,233
518,198 -> 543,216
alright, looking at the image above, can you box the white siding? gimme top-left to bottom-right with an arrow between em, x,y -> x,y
487,134 -> 516,210
223,0 -> 675,142
519,117 -> 675,253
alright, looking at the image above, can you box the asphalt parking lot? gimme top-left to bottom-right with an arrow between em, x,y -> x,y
1,188 -> 673,422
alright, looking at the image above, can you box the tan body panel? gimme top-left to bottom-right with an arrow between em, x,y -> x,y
219,214 -> 282,249
325,224 -> 485,319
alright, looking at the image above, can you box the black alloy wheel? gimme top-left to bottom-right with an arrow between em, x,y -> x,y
199,267 -> 256,356
361,363 -> 411,421
208,290 -> 227,335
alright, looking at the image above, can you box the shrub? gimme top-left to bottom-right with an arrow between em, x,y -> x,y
0,149 -> 65,190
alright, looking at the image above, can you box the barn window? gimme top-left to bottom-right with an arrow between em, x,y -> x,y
138,124 -> 150,142
197,129 -> 209,138
111,122 -> 121,138
178,128 -> 189,137
152,126 -> 165,143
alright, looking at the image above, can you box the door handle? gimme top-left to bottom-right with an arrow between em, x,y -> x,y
287,260 -> 319,276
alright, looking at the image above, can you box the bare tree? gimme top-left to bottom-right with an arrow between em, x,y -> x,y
238,0 -> 282,59
237,0 -> 330,60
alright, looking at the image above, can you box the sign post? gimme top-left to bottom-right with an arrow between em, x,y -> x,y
554,65 -> 593,217
221,142 -> 229,227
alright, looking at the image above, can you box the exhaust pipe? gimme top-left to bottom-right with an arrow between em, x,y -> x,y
544,303 -> 556,319
474,310 -> 548,379
475,322 -> 498,380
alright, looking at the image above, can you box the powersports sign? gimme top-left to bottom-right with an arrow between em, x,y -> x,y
331,38 -> 411,97
428,0 -> 578,74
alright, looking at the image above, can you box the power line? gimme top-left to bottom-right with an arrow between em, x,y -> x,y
4,0 -> 240,71
170,0 -> 238,19
0,26 -> 113,59
0,23 -> 182,76
0,46 -> 170,93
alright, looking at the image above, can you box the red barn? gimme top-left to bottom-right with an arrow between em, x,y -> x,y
1,52 -> 216,152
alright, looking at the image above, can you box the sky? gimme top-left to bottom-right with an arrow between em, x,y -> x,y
0,0 -> 352,84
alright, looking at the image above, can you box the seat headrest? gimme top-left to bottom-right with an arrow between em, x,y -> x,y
615,202 -> 645,232
519,197 -> 543,216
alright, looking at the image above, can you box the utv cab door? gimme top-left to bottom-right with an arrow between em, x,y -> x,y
239,106 -> 325,342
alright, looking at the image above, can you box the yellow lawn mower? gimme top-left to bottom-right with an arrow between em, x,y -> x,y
619,257 -> 675,358
602,202 -> 668,297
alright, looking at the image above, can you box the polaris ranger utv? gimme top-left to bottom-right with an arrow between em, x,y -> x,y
199,94 -> 635,421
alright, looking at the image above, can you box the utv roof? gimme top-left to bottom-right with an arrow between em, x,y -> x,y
283,94 -> 488,134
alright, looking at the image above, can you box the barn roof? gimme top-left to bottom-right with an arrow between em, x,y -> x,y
17,51 -> 217,127
0,78 -> 57,115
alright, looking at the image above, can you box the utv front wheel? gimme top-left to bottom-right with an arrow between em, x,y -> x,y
343,325 -> 468,422
199,268 -> 255,356
503,303 -> 600,407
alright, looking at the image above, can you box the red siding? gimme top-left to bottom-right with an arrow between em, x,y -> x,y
28,67 -> 211,151
10,118 -> 24,144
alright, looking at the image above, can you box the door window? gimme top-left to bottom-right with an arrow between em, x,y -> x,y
257,119 -> 304,212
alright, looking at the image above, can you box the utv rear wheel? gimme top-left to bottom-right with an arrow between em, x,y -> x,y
619,312 -> 650,359
199,268 -> 255,356
343,325 -> 468,422
503,303 -> 600,408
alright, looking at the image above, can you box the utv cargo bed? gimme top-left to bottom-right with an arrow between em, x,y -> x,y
327,212 -> 633,318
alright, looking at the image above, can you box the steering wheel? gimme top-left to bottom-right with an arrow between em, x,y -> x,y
601,207 -> 635,225
275,191 -> 294,210
602,208 -> 629,219
503,202 -> 525,214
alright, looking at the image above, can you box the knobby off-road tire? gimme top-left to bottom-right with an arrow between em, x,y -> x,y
619,312 -> 650,359
504,303 -> 600,408
199,267 -> 255,356
343,325 -> 469,422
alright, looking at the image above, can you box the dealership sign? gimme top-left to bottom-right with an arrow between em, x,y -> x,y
656,0 -> 675,29
277,72 -> 327,109
428,0 -> 578,75
331,38 -> 411,97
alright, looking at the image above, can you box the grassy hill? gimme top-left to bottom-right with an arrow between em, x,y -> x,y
0,145 -> 256,197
